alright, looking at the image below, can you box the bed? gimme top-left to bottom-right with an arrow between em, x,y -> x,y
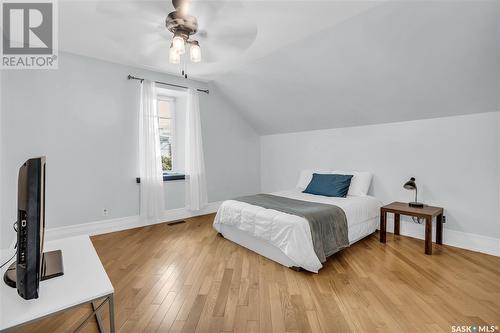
213,171 -> 382,273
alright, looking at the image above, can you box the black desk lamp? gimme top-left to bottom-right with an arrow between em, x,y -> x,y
403,177 -> 424,208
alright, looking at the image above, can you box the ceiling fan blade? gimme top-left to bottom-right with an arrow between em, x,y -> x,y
95,0 -> 258,68
190,0 -> 225,26
95,1 -> 169,25
200,44 -> 246,64
203,26 -> 257,48
197,45 -> 218,64
141,34 -> 170,56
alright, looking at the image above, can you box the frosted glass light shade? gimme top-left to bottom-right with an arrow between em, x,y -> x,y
169,47 -> 180,64
172,36 -> 185,54
190,43 -> 201,63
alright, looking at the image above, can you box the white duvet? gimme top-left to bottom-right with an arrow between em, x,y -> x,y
213,189 -> 382,272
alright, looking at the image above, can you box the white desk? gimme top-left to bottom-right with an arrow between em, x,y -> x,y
0,235 -> 115,332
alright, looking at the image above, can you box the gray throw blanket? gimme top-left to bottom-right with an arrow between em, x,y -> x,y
234,194 -> 349,263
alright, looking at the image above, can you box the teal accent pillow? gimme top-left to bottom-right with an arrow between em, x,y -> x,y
303,173 -> 353,197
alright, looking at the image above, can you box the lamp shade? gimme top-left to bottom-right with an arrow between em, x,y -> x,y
190,42 -> 201,63
403,177 -> 417,190
169,46 -> 180,64
172,35 -> 185,54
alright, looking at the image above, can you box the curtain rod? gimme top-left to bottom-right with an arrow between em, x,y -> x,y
127,75 -> 209,94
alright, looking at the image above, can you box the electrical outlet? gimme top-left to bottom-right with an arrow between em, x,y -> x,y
442,215 -> 446,223
103,208 -> 108,217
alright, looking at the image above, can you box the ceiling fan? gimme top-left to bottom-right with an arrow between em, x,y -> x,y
94,0 -> 258,78
166,0 -> 201,71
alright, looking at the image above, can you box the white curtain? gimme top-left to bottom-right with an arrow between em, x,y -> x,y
185,88 -> 208,210
139,80 -> 165,223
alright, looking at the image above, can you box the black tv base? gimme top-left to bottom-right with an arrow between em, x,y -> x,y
4,250 -> 64,288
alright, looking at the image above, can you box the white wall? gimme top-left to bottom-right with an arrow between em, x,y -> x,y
0,52 -> 261,249
261,112 -> 500,240
0,70 -> 5,256
2,51 -> 497,256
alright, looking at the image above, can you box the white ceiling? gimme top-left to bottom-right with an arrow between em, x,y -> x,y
59,0 -> 381,80
59,1 -> 500,134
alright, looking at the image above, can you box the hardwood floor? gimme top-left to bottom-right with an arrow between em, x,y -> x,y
12,214 -> 500,333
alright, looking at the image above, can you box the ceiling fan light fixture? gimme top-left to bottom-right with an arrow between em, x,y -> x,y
166,0 -> 202,74
169,46 -> 180,64
172,35 -> 185,54
190,41 -> 201,63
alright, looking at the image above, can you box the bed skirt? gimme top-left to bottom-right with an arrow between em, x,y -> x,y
217,216 -> 378,272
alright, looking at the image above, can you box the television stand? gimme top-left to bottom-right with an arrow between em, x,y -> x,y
1,236 -> 115,332
3,250 -> 64,288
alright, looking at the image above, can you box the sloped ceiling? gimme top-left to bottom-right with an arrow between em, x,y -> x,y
58,1 -> 499,135
213,1 -> 500,134
59,1 -> 379,80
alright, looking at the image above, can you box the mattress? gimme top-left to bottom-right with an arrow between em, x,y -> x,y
213,189 -> 382,272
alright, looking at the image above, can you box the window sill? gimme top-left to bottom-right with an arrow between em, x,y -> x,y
163,172 -> 185,181
135,172 -> 186,184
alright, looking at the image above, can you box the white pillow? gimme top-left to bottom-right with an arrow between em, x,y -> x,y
331,170 -> 373,196
296,169 -> 330,189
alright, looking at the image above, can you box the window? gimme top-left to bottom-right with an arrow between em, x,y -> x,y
135,93 -> 185,184
158,97 -> 174,172
155,92 -> 186,182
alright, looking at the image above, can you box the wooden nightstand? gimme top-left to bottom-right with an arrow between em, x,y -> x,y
380,202 -> 444,255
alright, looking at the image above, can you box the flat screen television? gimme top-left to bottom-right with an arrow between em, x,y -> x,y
3,157 -> 63,299
9,157 -> 47,299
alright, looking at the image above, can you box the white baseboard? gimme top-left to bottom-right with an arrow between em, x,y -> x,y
3,204 -> 498,260
44,201 -> 222,241
384,217 -> 500,257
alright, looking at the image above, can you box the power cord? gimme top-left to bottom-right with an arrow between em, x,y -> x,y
0,221 -> 18,269
412,217 -> 423,224
0,252 -> 16,269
